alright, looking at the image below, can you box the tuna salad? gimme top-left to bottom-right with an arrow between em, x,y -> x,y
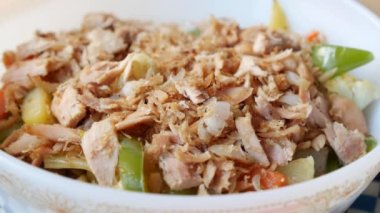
1,1 -> 379,195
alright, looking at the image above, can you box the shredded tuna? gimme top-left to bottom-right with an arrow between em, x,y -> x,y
197,99 -> 231,142
264,139 -> 296,166
78,89 -> 125,113
173,71 -> 208,104
278,91 -> 300,106
257,76 -> 283,102
276,103 -> 312,120
324,122 -> 366,164
16,38 -> 56,59
258,125 -> 301,139
216,87 -> 253,105
79,60 -> 127,85
84,28 -> 126,65
235,55 -> 268,77
145,131 -> 180,167
82,13 -> 116,30
82,119 -> 119,186
286,71 -> 301,86
252,32 -> 268,55
235,114 -> 270,167
0,87 -> 20,131
208,160 -> 235,194
24,124 -> 81,144
2,59 -> 58,87
329,94 -> 368,134
51,81 -> 86,127
159,154 -> 202,190
209,144 -> 249,163
307,95 -> 331,128
115,106 -> 155,131
4,133 -> 47,155
255,96 -> 280,120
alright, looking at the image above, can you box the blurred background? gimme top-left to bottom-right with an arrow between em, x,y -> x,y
361,0 -> 380,14
0,0 -> 379,22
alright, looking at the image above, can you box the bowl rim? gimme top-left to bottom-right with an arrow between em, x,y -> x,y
1,138 -> 380,210
0,0 -> 380,211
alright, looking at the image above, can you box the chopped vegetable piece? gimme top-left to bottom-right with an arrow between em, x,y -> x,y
77,174 -> 88,182
325,75 -> 380,109
0,90 -> 7,119
365,137 -> 377,152
21,87 -> 55,124
118,52 -> 154,88
188,28 -> 201,37
118,137 -> 145,192
277,156 -> 314,184
294,147 -> 329,177
326,151 -> 341,173
260,170 -> 288,189
307,31 -> 319,43
44,153 -> 90,171
169,187 -> 197,195
130,52 -> 153,79
0,120 -> 23,143
269,0 -> 288,30
312,45 -> 374,77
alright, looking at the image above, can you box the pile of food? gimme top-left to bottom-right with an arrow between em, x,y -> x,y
0,1 -> 379,195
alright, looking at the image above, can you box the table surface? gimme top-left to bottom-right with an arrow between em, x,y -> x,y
0,0 -> 379,213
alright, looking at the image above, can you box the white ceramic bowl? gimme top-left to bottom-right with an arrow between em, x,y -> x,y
0,0 -> 380,212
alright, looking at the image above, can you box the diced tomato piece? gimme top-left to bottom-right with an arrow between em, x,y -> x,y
260,170 -> 288,189
0,90 -> 7,119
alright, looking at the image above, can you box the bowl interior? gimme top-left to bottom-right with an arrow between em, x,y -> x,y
0,0 -> 380,211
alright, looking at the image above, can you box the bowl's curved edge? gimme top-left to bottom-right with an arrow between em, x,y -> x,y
0,0 -> 380,212
1,143 -> 379,212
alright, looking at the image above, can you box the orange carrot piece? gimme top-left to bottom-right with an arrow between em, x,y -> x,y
307,31 -> 319,42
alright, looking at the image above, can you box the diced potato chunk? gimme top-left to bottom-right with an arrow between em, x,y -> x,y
117,52 -> 154,90
21,87 -> 55,124
277,156 -> 314,184
130,52 -> 153,79
269,0 -> 288,30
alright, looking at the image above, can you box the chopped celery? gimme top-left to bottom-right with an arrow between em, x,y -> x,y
118,137 -> 145,192
44,154 -> 90,171
188,28 -> 201,37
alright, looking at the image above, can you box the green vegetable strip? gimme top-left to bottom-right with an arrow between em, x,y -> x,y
44,154 -> 90,171
325,151 -> 341,173
169,187 -> 197,195
188,28 -> 201,37
365,136 -> 377,153
118,137 -> 145,192
312,45 -> 374,78
0,120 -> 23,143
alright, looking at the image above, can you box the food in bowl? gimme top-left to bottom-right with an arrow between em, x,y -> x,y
0,1 -> 379,195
